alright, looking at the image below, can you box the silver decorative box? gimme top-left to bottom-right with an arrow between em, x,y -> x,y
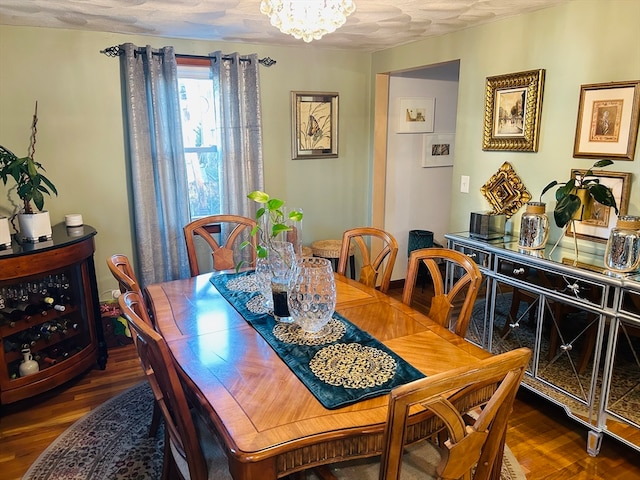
469,212 -> 506,240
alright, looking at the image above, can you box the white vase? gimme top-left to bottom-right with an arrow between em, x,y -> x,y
19,348 -> 40,377
18,211 -> 52,241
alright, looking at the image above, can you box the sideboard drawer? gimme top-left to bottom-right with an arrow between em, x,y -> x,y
495,255 -> 609,310
450,243 -> 492,270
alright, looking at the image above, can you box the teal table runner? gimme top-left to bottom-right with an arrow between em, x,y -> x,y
210,272 -> 425,409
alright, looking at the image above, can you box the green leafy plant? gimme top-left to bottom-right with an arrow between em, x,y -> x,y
541,159 -> 618,228
0,103 -> 57,214
242,190 -> 303,258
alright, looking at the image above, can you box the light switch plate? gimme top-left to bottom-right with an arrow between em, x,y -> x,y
460,175 -> 470,193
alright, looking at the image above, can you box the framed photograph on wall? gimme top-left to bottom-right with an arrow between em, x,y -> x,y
482,69 -> 545,152
397,97 -> 435,133
573,80 -> 640,160
567,169 -> 632,243
291,91 -> 338,159
422,134 -> 455,167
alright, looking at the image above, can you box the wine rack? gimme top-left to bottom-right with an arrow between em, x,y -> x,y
0,223 -> 107,404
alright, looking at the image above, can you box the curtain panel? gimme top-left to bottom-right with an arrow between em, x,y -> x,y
120,43 -> 191,286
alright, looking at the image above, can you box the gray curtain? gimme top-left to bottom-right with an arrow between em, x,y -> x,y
120,43 -> 191,286
209,51 -> 264,218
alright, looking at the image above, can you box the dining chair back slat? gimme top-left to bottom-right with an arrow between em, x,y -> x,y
337,227 -> 399,294
403,247 -> 482,337
184,215 -> 257,276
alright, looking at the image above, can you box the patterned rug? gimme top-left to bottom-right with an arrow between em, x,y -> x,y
23,382 -> 527,479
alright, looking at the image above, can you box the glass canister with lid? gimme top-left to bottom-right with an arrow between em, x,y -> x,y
518,202 -> 549,250
604,215 -> 640,273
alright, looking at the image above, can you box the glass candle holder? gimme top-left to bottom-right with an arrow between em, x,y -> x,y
288,257 -> 336,333
604,215 -> 640,273
518,202 -> 549,250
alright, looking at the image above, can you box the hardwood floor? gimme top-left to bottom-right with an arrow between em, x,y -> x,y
2,301 -> 640,479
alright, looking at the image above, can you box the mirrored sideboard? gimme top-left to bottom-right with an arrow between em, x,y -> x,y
445,232 -> 640,456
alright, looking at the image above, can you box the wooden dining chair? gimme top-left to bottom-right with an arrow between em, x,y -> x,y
321,347 -> 531,480
403,247 -> 482,338
107,253 -> 142,296
106,254 -> 162,437
119,291 -> 233,480
183,214 -> 257,276
337,227 -> 399,294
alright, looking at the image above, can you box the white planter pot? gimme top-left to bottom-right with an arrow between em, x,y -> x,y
0,216 -> 11,247
18,211 -> 52,241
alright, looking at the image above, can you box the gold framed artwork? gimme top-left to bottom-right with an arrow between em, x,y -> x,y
480,162 -> 532,218
291,91 -> 338,159
397,97 -> 435,133
482,69 -> 545,152
567,169 -> 632,243
573,80 -> 640,160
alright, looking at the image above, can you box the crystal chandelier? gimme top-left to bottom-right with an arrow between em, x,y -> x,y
260,0 -> 356,43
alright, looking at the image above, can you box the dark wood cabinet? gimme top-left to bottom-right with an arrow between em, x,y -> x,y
0,223 -> 107,404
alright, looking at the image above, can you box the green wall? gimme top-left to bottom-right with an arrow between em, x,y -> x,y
0,27 -> 371,297
1,0 -> 639,297
372,0 -> 639,253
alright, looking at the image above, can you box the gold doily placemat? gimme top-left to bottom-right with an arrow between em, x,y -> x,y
309,343 -> 397,389
273,319 -> 346,346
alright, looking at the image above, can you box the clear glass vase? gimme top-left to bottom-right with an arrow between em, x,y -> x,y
266,241 -> 297,323
288,257 -> 336,333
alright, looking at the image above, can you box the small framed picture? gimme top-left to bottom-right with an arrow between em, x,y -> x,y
422,134 -> 455,167
397,97 -> 435,133
567,169 -> 632,243
573,80 -> 640,160
482,69 -> 545,152
291,91 -> 338,159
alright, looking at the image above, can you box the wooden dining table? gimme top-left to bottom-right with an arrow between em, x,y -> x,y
146,271 -> 493,480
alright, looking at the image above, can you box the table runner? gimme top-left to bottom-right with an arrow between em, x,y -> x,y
210,271 -> 425,409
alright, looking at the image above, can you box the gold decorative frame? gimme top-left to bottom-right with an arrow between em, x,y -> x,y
291,91 -> 338,159
480,162 -> 532,218
567,169 -> 632,243
482,69 -> 545,152
573,80 -> 640,160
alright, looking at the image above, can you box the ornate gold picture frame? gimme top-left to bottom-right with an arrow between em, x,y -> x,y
291,91 -> 338,160
480,162 -> 532,218
482,69 -> 545,152
573,80 -> 640,160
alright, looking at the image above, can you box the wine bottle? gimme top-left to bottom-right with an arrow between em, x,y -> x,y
3,339 -> 20,352
43,296 -> 66,312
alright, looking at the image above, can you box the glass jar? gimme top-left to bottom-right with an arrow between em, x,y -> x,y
604,216 -> 640,273
518,202 -> 549,250
288,257 -> 336,333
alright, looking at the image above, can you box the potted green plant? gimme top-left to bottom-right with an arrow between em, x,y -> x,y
541,159 -> 618,229
242,190 -> 303,259
239,190 -> 303,321
0,102 -> 58,241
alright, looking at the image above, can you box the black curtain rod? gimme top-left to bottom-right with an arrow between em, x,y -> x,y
100,45 -> 276,67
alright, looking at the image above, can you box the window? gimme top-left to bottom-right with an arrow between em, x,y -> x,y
177,59 -> 220,219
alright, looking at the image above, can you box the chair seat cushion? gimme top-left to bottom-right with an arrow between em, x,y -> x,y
320,440 -> 442,479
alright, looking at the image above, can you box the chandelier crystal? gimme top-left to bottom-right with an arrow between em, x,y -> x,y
260,0 -> 356,43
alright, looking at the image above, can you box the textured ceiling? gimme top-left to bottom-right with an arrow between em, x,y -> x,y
0,0 -> 568,52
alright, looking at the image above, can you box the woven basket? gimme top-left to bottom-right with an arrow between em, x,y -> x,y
311,239 -> 355,259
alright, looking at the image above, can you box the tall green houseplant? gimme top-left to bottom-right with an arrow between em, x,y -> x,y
0,102 -> 58,214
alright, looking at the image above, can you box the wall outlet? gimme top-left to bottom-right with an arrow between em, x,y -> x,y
460,175 -> 470,193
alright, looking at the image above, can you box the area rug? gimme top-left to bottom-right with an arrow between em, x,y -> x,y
23,381 -> 527,480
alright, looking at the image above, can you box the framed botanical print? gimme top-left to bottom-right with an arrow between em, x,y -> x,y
291,91 -> 338,159
573,80 -> 640,160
